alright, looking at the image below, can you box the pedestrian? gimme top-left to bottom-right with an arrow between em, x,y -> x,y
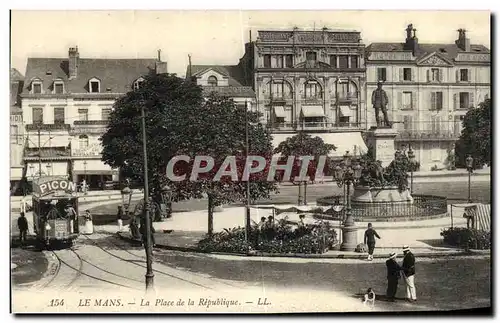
83,210 -> 94,235
117,205 -> 124,232
17,212 -> 28,246
385,252 -> 401,302
401,245 -> 417,302
64,203 -> 78,234
364,223 -> 381,261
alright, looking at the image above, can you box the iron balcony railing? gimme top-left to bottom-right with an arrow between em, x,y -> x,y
395,130 -> 460,141
268,121 -> 363,131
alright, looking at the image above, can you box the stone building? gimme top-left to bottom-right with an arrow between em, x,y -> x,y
365,25 -> 490,170
10,68 -> 25,191
21,46 -> 167,189
239,28 -> 368,157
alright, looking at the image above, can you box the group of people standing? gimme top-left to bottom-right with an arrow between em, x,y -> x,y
364,223 -> 417,303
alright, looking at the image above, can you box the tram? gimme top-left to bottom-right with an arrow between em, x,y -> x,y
32,176 -> 80,248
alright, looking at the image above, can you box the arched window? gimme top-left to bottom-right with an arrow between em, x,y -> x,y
207,76 -> 218,87
304,80 -> 322,99
270,80 -> 293,99
79,135 -> 89,149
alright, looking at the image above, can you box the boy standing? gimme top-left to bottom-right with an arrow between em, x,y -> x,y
364,223 -> 381,261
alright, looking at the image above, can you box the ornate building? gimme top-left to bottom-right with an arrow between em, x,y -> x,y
10,68 -> 25,192
21,47 -> 168,189
366,25 -> 490,170
239,28 -> 368,157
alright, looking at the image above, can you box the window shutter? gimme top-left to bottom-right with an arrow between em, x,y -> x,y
426,69 -> 431,82
412,68 -> 416,82
412,92 -> 417,110
470,92 -> 475,108
397,92 -> 403,109
468,68 -> 472,82
430,92 -> 436,110
399,68 -> 404,82
403,115 -> 409,130
437,92 -> 443,110
436,116 -> 442,133
430,115 -> 435,132
409,115 -> 414,130
456,70 -> 460,82
439,69 -> 444,83
453,93 -> 458,110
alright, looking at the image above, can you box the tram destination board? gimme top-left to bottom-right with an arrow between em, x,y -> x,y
54,220 -> 68,238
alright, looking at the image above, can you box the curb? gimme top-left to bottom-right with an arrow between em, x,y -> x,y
116,232 -> 489,260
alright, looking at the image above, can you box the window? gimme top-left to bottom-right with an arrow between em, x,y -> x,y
207,76 -> 218,87
460,69 -> 469,82
275,55 -> 284,68
263,55 -> 271,68
32,82 -> 42,94
304,81 -> 322,99
403,68 -> 412,81
329,55 -> 337,68
270,81 -> 292,99
78,109 -> 89,121
454,115 -> 465,136
350,56 -> 358,69
377,68 -> 387,82
79,135 -> 89,149
285,55 -> 293,68
430,92 -> 443,110
459,92 -> 470,109
339,56 -> 349,69
53,108 -> 65,124
10,125 -> 19,144
101,108 -> 112,121
431,115 -> 442,133
403,115 -> 413,131
402,92 -> 413,110
431,68 -> 440,82
133,78 -> 144,90
53,82 -> 64,94
89,80 -> 100,93
32,108 -> 43,124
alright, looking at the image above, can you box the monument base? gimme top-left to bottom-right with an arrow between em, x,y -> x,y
366,127 -> 398,167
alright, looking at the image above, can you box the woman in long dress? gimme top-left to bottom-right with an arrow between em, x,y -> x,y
83,210 -> 94,235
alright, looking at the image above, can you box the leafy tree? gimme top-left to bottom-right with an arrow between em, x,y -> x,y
100,73 -> 277,234
455,98 -> 491,168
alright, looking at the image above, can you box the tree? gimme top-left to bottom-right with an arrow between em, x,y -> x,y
455,98 -> 491,168
100,73 -> 277,234
273,132 -> 336,204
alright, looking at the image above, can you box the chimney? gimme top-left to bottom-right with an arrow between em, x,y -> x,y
404,24 -> 418,54
456,29 -> 471,52
68,46 -> 79,79
155,61 -> 168,75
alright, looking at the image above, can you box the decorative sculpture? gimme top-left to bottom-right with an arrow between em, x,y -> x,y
371,81 -> 391,127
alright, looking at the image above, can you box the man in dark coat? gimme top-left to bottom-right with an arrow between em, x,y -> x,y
364,223 -> 381,261
17,212 -> 28,246
371,81 -> 390,127
385,252 -> 401,302
401,245 -> 417,302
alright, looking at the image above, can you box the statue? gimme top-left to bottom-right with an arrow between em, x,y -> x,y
371,81 -> 391,127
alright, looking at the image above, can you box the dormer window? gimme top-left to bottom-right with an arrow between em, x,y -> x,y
31,79 -> 43,94
88,78 -> 101,93
208,76 -> 218,87
133,77 -> 145,90
53,80 -> 65,94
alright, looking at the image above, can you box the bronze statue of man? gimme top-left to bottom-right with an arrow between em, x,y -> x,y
371,81 -> 391,127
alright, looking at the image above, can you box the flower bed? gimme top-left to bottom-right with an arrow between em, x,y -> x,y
440,227 -> 491,250
197,217 -> 338,254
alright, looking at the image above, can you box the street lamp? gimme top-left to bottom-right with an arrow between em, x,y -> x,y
407,145 -> 416,194
120,185 -> 133,215
466,155 -> 474,202
333,151 -> 363,251
160,183 -> 173,219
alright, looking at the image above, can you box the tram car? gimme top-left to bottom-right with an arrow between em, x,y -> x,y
31,176 -> 80,248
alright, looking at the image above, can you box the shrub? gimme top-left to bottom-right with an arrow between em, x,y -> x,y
197,219 -> 338,254
440,227 -> 491,250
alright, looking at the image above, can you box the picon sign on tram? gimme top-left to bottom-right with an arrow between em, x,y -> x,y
34,179 -> 77,196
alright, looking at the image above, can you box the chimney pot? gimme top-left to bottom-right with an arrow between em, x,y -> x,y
68,46 -> 79,79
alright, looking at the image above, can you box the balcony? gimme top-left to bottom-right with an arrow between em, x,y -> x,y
70,120 -> 108,135
395,130 -> 459,141
335,92 -> 358,103
26,123 -> 71,131
268,121 -> 362,133
73,120 -> 109,125
303,95 -> 324,104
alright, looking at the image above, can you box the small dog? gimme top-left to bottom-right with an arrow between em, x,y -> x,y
363,288 -> 376,308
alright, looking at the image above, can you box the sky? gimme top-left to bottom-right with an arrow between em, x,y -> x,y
11,10 -> 491,78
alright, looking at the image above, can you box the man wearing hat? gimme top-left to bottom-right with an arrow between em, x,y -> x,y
401,245 -> 417,302
385,252 -> 401,302
371,81 -> 390,127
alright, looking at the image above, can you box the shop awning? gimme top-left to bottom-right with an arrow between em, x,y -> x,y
273,106 -> 286,118
339,106 -> 352,117
315,132 -> 368,158
301,106 -> 325,118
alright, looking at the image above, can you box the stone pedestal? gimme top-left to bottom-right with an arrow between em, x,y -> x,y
366,127 -> 398,167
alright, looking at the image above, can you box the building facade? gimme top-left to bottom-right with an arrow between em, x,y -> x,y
366,25 -> 490,170
241,28 -> 368,157
10,68 -> 26,191
21,47 -> 168,189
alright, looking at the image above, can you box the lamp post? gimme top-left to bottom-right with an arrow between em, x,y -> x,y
407,145 -> 415,194
160,183 -> 173,219
466,155 -> 474,202
333,151 -> 363,251
140,106 -> 154,291
120,185 -> 133,215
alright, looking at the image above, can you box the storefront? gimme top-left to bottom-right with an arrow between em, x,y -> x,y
72,159 -> 119,190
